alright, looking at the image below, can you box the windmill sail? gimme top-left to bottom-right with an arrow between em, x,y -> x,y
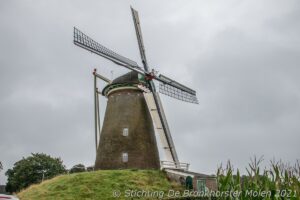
73,27 -> 145,74
131,7 -> 149,71
131,8 -> 198,104
143,92 -> 178,163
131,7 -> 180,164
73,27 -> 197,100
158,75 -> 199,104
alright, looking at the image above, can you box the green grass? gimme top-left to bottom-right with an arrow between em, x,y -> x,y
17,169 -> 183,200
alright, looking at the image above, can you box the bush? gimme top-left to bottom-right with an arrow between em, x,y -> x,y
69,164 -> 86,174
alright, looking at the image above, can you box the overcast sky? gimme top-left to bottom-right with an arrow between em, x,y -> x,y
0,0 -> 299,184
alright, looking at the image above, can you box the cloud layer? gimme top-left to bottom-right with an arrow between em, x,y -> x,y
1,0 -> 299,183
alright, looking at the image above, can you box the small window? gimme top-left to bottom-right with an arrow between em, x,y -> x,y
122,153 -> 128,163
122,128 -> 129,137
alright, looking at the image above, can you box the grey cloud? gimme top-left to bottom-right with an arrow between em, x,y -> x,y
1,0 -> 299,183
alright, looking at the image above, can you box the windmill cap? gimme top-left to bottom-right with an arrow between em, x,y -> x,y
111,71 -> 140,84
102,71 -> 147,96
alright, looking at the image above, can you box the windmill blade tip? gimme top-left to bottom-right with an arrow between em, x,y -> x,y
130,6 -> 137,12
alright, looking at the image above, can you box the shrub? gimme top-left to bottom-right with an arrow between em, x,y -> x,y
69,164 -> 86,174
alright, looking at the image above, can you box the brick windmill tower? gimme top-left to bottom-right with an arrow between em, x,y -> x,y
95,71 -> 160,169
73,7 -> 198,170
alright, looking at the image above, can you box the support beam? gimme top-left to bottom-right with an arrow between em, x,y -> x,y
96,87 -> 101,149
93,71 -> 98,154
93,71 -> 112,83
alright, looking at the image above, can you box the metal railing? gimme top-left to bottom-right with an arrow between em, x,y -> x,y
161,161 -> 190,171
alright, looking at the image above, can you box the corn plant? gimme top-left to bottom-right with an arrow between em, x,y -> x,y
217,157 -> 300,200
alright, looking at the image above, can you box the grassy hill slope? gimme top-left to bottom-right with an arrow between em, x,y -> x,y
18,169 -> 183,200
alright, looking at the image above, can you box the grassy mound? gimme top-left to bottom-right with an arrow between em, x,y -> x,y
17,169 -> 183,200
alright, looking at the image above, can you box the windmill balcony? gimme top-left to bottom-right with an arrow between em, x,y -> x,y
160,160 -> 190,171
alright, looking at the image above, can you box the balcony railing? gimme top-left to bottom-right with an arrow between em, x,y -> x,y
161,161 -> 190,171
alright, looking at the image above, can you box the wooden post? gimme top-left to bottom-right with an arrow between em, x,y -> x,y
96,87 -> 101,148
93,69 -> 98,154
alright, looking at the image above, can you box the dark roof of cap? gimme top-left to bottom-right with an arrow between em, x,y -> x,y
112,71 -> 140,84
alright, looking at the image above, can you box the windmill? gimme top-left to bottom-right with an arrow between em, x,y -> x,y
73,7 -> 198,170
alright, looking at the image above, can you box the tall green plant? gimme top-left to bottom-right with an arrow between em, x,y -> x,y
217,157 -> 300,200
